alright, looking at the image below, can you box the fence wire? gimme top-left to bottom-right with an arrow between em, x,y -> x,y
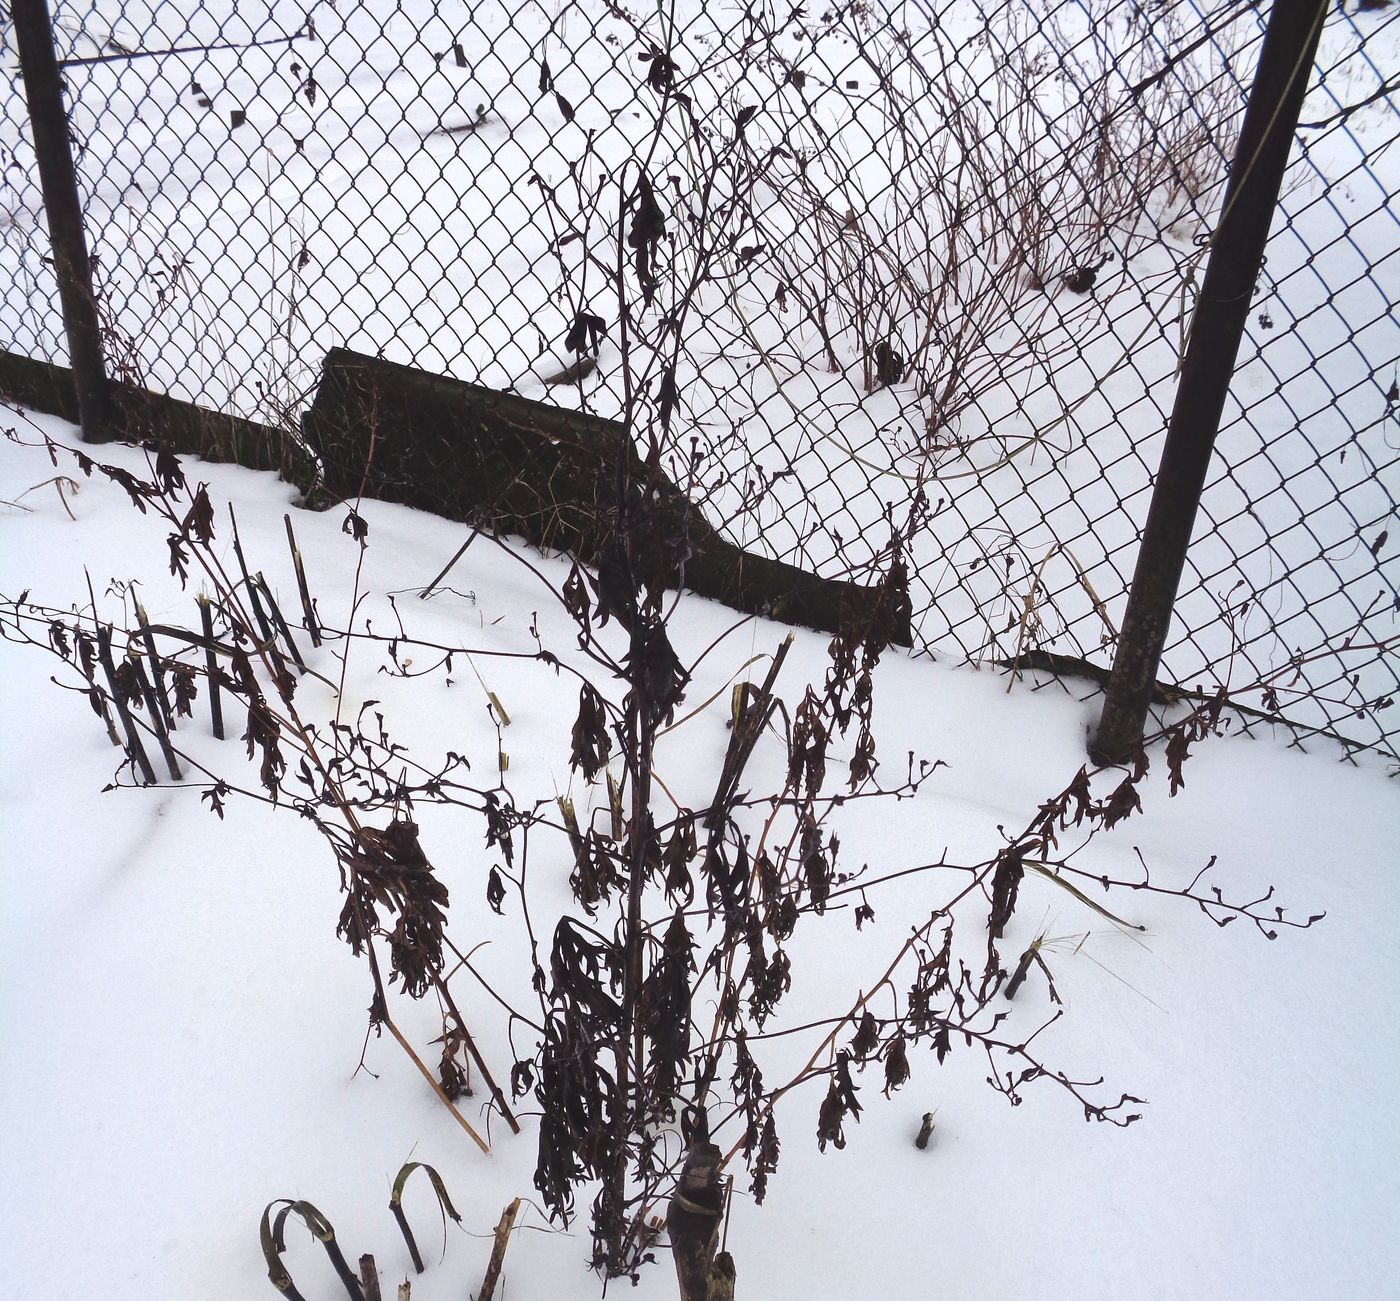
2,0 -> 1396,759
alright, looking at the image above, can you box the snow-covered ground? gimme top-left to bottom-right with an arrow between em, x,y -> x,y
2,3 -> 1398,1294
1,411 -> 1397,1300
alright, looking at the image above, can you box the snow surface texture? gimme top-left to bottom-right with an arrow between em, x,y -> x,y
1,412 -> 1397,1300
1,0 -> 1396,753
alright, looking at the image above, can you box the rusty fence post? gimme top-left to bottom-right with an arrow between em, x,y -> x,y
11,0 -> 110,440
1090,0 -> 1329,765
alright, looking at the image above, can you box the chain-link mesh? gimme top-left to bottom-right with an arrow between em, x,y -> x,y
2,0 -> 1396,757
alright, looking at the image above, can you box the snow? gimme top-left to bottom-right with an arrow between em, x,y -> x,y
2,1 -> 1399,1296
1,414 -> 1397,1300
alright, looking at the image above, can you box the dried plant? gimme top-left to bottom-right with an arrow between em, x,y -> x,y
0,29 -> 1325,1277
0,409 -> 1323,1282
0,4 -> 1334,1291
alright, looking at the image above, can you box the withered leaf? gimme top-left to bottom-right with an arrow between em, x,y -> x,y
569,828 -> 622,915
657,364 -> 679,432
1165,727 -> 1190,796
639,45 -> 677,94
242,699 -> 286,798
1062,264 -> 1097,293
1100,775 -> 1143,829
113,657 -> 142,708
873,339 -> 904,386
816,1051 -> 862,1152
751,1112 -> 780,1205
152,444 -> 185,495
169,663 -> 198,717
988,841 -> 1027,939
167,533 -> 189,586
732,1028 -> 763,1100
629,174 -> 665,246
850,1009 -> 879,1059
1063,766 -> 1093,826
789,688 -> 829,798
594,535 -> 633,628
642,910 -> 696,1100
663,814 -> 697,905
748,947 -> 790,1027
622,617 -> 688,726
882,1034 -> 910,1096
562,563 -> 592,629
76,630 -> 96,681
439,1041 -> 469,1100
483,790 -> 515,867
181,485 -> 215,545
342,509 -> 368,543
201,780 -> 229,819
569,682 -> 612,780
628,173 -> 666,304
346,818 -> 449,998
98,463 -> 152,513
564,310 -> 606,357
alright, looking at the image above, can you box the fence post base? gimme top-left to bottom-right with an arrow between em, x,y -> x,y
1090,0 -> 1329,766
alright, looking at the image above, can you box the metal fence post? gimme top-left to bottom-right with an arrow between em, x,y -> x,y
11,0 -> 110,440
1089,0 -> 1329,766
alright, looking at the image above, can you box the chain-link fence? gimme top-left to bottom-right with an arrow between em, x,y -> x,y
2,0 -> 1397,758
